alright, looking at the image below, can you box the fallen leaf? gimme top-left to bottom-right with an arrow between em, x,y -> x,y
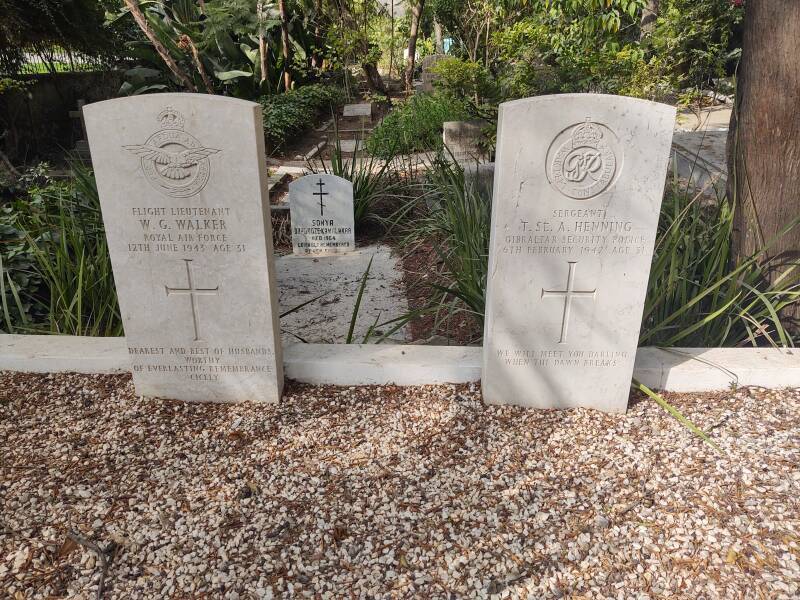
57,537 -> 79,558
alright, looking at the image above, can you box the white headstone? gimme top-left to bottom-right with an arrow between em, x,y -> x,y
84,94 -> 283,403
289,174 -> 355,256
482,94 -> 675,413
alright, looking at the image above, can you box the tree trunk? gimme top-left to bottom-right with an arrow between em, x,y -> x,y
640,0 -> 660,39
389,0 -> 395,78
123,0 -> 196,92
405,0 -> 425,91
728,1 -> 800,319
311,0 -> 323,70
362,62 -> 388,94
257,0 -> 268,83
434,19 -> 443,54
278,0 -> 292,90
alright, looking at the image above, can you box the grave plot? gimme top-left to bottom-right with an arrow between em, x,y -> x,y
276,245 -> 410,344
4,2 -> 800,597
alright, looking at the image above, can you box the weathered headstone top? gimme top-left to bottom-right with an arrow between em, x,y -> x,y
419,54 -> 447,93
289,173 -> 355,256
84,94 -> 283,403
421,54 -> 446,71
443,120 -> 488,163
482,94 -> 675,413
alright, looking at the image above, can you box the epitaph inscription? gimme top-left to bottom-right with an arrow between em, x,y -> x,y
482,94 -> 675,413
289,174 -> 355,256
85,94 -> 283,403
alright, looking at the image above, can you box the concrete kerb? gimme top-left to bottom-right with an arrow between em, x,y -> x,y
2,335 -> 799,393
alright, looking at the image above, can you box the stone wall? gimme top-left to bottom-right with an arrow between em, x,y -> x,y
1,71 -> 124,164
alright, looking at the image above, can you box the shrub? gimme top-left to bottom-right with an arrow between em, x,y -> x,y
366,93 -> 470,159
429,57 -> 497,103
260,84 -> 344,153
649,0 -> 743,90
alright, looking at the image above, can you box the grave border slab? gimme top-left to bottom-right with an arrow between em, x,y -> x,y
1,335 -> 799,394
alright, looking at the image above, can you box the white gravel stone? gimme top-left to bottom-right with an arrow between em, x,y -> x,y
1,373 -> 799,598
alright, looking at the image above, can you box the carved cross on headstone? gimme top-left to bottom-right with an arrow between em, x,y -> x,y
312,177 -> 328,216
541,261 -> 597,344
165,259 -> 220,342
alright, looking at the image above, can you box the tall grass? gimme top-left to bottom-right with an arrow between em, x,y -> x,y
393,155 -> 491,332
365,93 -> 471,159
1,162 -> 122,336
403,159 -> 800,347
641,179 -> 800,347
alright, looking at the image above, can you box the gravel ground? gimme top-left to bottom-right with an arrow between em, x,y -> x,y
1,372 -> 799,599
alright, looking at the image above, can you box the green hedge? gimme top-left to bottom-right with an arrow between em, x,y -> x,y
366,93 -> 471,159
259,84 -> 343,153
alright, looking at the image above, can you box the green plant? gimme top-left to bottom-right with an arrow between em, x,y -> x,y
1,162 -> 122,336
429,57 -> 496,103
395,154 -> 490,332
260,83 -> 343,152
366,93 -> 470,158
649,0 -> 743,91
311,123 -> 404,226
641,176 -> 800,348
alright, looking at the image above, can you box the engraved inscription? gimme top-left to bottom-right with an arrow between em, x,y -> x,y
128,345 -> 275,382
124,107 -> 219,198
547,119 -> 619,200
165,259 -> 220,341
541,261 -> 597,343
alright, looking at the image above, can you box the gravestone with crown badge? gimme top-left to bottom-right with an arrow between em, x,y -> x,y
83,94 -> 283,403
482,94 -> 675,413
289,174 -> 355,256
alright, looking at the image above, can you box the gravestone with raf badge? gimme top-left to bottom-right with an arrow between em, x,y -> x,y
84,94 -> 283,403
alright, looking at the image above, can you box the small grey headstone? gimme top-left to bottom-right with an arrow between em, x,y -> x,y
443,120 -> 488,162
338,139 -> 364,154
421,54 -> 446,72
343,103 -> 373,118
84,94 -> 283,403
289,174 -> 355,256
482,94 -> 675,413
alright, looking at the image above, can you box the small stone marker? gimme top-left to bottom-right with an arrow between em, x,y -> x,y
343,103 -> 373,118
338,139 -> 364,154
443,120 -> 487,162
482,95 -> 675,413
419,54 -> 446,92
69,99 -> 91,161
84,94 -> 283,403
289,174 -> 354,255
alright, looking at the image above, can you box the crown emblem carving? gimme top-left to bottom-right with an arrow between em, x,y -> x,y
157,106 -> 185,130
123,106 -> 219,198
571,118 -> 603,147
